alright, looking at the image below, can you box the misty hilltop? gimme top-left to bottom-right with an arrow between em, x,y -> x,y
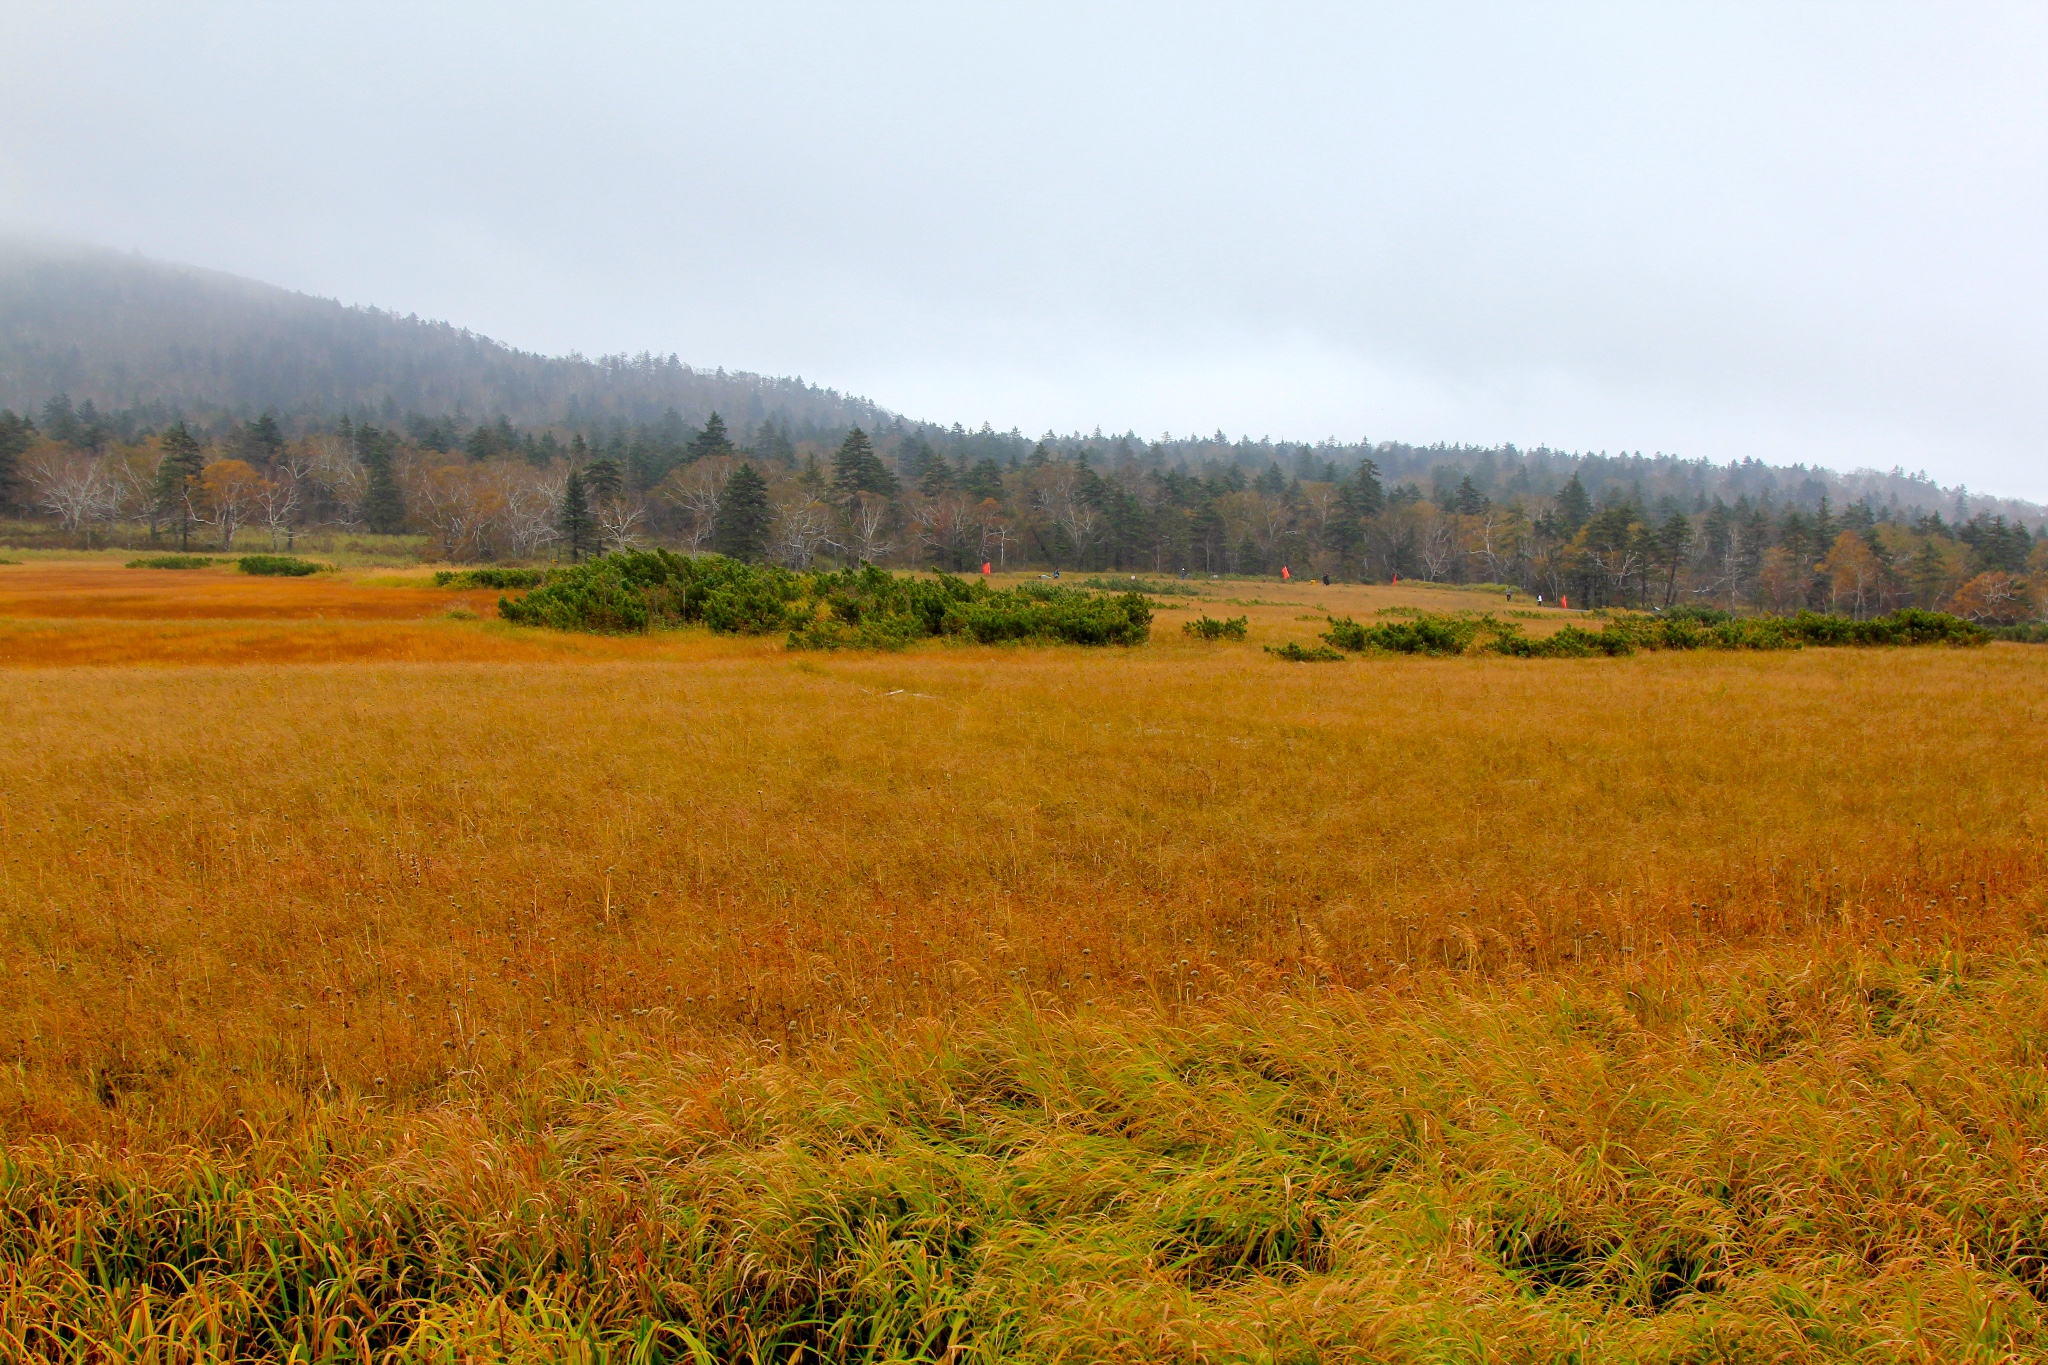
0,239 -> 2041,524
0,238 -> 889,435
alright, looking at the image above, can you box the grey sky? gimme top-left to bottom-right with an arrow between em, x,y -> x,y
5,2 -> 2044,496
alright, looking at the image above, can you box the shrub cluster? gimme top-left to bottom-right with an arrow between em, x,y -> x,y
432,567 -> 552,589
236,555 -> 326,577
125,555 -> 220,570
1266,641 -> 1345,662
1320,607 -> 1989,658
1082,575 -> 1204,597
499,551 -> 1153,648
1183,614 -> 1248,641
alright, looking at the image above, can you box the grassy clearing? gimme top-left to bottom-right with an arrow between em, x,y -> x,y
3,558 -> 2047,1357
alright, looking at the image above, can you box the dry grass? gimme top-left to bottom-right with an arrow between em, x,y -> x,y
3,559 -> 2046,1359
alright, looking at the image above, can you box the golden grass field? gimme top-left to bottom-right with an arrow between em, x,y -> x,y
3,557 -> 2047,1361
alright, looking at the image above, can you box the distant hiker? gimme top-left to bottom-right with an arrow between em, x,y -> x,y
1281,566 -> 1291,581
1322,574 -> 1332,586
982,561 -> 992,576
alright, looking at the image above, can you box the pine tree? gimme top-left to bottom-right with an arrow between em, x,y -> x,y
0,409 -> 34,511
244,412 -> 285,464
584,459 -> 624,504
690,412 -> 735,463
1555,473 -> 1593,537
358,425 -> 406,535
558,468 -> 595,561
713,462 -> 773,562
1345,457 -> 1384,519
154,420 -> 207,549
830,427 -> 898,500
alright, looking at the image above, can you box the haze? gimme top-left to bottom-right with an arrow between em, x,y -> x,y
4,2 -> 2044,497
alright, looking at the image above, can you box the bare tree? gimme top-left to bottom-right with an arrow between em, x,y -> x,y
1032,464 -> 1099,565
661,457 -> 735,551
498,465 -> 563,559
1416,511 -> 1459,581
197,459 -> 268,549
772,495 -> 837,569
976,500 -> 1016,568
840,489 -> 895,564
594,495 -> 647,553
26,447 -> 119,544
304,433 -> 368,526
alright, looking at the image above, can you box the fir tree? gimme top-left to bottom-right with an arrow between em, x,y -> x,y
558,467 -> 595,561
713,462 -> 773,562
154,420 -> 207,549
830,427 -> 898,500
1555,473 -> 1593,537
0,409 -> 34,510
584,459 -> 624,504
358,425 -> 406,534
689,412 -> 735,462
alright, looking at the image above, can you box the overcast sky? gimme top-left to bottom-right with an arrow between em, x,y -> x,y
4,3 -> 2044,496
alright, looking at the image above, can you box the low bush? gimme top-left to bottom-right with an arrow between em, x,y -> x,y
1184,614 -> 1249,641
1266,641 -> 1345,662
502,552 -> 1153,648
1323,613 -> 1485,655
1082,575 -> 1203,596
125,555 -> 220,569
236,555 -> 325,577
1990,622 -> 2048,643
1322,607 -> 1988,658
432,567 -> 551,589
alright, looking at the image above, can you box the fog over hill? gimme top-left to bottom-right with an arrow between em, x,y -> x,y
0,239 -> 889,439
1,238 -> 2040,524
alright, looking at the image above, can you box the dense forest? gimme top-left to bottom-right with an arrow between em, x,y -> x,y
2,239 -> 2042,621
5,395 -> 2043,624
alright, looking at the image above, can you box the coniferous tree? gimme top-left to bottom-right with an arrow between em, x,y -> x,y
689,412 -> 735,463
830,427 -> 898,500
558,467 -> 595,561
358,426 -> 406,534
0,409 -> 34,510
713,462 -> 773,562
1555,473 -> 1593,537
584,459 -> 624,504
154,420 -> 207,549
1346,457 -> 1384,519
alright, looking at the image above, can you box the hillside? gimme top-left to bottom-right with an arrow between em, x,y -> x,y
0,238 -> 889,437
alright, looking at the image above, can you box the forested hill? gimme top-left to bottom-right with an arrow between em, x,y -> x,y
0,239 -> 889,438
2,239 -> 2040,525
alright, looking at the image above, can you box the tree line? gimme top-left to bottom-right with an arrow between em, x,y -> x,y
3,397 -> 2042,624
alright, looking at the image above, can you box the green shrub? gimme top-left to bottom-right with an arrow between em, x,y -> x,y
236,555 -> 325,577
1990,622 -> 2048,643
1184,614 -> 1249,641
433,567 -> 551,589
501,552 -> 1153,649
1320,607 -> 1989,659
1323,613 -> 1485,655
126,555 -> 221,570
1266,641 -> 1345,662
1082,576 -> 1203,597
